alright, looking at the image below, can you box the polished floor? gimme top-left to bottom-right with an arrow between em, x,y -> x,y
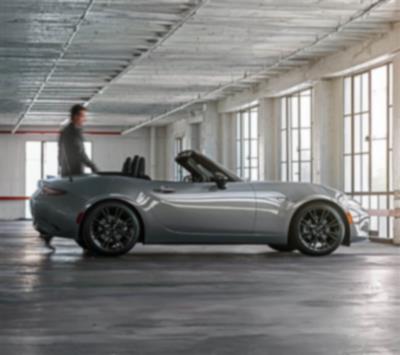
0,221 -> 399,354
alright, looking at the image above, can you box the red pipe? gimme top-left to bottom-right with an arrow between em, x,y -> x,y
0,196 -> 31,201
0,130 -> 120,136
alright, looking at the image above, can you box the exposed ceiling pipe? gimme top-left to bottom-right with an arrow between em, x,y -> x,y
121,0 -> 391,135
11,0 -> 97,134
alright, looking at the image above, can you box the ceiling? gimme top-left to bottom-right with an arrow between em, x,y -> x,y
1,0 -> 400,131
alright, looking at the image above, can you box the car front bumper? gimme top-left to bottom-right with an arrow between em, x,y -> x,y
347,205 -> 370,243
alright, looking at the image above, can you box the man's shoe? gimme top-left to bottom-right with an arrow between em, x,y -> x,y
39,234 -> 55,251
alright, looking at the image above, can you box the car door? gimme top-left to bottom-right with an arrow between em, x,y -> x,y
150,181 -> 256,242
251,182 -> 288,238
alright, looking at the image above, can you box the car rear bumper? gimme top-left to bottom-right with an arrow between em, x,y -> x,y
30,191 -> 82,239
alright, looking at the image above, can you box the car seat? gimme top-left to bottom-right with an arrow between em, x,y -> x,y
122,157 -> 132,174
130,155 -> 139,177
137,157 -> 151,180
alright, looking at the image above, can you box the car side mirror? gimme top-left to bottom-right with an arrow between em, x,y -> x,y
213,172 -> 227,190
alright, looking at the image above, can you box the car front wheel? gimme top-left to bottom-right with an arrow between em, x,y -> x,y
291,202 -> 346,256
82,201 -> 140,256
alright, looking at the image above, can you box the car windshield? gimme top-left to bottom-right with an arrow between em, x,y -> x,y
175,150 -> 242,182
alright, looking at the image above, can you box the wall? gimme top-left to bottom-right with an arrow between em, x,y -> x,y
0,128 -> 150,219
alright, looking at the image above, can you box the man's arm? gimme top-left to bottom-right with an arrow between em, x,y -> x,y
73,130 -> 98,173
80,147 -> 98,172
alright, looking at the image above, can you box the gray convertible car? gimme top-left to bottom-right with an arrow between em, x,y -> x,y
31,150 -> 369,256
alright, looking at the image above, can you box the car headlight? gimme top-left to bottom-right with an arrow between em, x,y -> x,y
338,194 -> 361,208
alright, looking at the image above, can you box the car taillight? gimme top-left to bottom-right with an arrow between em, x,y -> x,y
41,186 -> 66,196
76,212 -> 85,224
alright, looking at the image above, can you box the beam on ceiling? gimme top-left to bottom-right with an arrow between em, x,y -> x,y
121,0 -> 391,135
83,0 -> 209,107
11,0 -> 97,134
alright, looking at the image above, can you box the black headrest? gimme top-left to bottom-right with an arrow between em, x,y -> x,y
131,155 -> 139,177
122,157 -> 132,174
138,157 -> 145,177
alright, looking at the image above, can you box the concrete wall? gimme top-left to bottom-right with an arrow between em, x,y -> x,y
0,129 -> 150,219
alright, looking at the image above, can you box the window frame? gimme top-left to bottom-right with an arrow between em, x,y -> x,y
235,104 -> 259,181
280,88 -> 313,182
343,62 -> 393,239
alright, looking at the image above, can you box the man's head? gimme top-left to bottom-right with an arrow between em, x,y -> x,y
70,104 -> 87,127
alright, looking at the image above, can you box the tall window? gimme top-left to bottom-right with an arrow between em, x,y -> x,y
235,105 -> 259,180
25,141 -> 92,218
280,89 -> 312,182
174,137 -> 184,181
344,63 -> 393,239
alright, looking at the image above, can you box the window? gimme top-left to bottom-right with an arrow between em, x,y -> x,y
25,141 -> 92,218
235,105 -> 259,180
174,137 -> 184,181
280,89 -> 312,182
344,63 -> 393,239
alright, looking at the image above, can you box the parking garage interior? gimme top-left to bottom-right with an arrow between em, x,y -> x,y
1,0 -> 400,354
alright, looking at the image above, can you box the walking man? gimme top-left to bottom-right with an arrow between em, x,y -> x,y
40,104 -> 98,250
58,104 -> 98,177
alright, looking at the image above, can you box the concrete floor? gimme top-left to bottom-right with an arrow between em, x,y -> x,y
0,221 -> 399,354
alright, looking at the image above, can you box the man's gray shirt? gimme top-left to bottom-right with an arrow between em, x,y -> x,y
58,123 -> 97,176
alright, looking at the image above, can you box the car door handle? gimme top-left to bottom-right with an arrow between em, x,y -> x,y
153,186 -> 175,194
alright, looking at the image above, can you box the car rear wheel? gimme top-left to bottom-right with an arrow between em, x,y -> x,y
75,237 -> 88,250
291,202 -> 345,256
268,244 -> 296,252
82,201 -> 140,256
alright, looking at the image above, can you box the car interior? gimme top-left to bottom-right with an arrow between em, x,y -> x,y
99,150 -> 241,184
98,154 -> 150,180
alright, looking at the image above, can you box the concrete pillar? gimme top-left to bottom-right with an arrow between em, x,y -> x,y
149,126 -> 156,178
312,79 -> 343,189
189,122 -> 201,151
259,97 -> 279,181
200,102 -> 219,159
153,126 -> 167,180
392,55 -> 400,245
219,112 -> 235,169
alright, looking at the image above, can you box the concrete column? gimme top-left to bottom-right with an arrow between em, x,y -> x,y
189,122 -> 201,151
200,101 -> 219,159
219,112 -> 235,169
392,55 -> 400,245
312,79 -> 343,188
259,97 -> 279,181
149,126 -> 156,178
156,125 -> 170,180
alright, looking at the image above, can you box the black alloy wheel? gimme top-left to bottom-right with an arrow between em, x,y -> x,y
291,202 -> 346,256
82,202 -> 140,256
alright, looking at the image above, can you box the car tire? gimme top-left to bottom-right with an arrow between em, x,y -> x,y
75,237 -> 88,250
268,244 -> 296,252
82,201 -> 141,256
290,202 -> 346,257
